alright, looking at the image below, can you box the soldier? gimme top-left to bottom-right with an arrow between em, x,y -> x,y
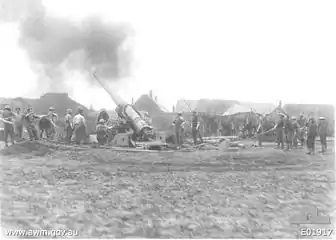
291,116 -> 300,148
284,115 -> 294,150
64,108 -> 73,143
14,107 -> 24,140
96,119 -> 108,145
318,117 -> 328,153
274,113 -> 285,149
255,115 -> 264,147
191,111 -> 203,145
172,112 -> 185,147
24,107 -> 39,141
1,105 -> 16,147
47,107 -> 58,140
72,107 -> 87,145
306,117 -> 318,155
297,112 -> 307,147
97,108 -> 109,124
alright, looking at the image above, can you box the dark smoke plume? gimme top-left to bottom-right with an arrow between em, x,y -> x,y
0,0 -> 134,90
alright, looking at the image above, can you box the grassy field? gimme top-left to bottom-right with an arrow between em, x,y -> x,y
0,141 -> 335,238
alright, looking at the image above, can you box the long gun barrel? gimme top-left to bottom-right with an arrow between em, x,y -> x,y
91,72 -> 153,137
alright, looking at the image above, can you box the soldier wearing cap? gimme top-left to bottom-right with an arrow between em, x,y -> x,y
14,107 -> 24,140
1,105 -> 16,147
72,107 -> 87,145
64,108 -> 73,143
96,118 -> 108,145
24,107 -> 39,141
274,113 -> 285,149
97,108 -> 109,125
306,116 -> 318,155
172,112 -> 185,147
297,112 -> 307,147
191,110 -> 203,145
318,116 -> 328,153
283,115 -> 294,150
291,116 -> 300,148
47,106 -> 58,140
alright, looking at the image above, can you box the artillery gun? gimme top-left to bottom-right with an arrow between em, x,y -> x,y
91,72 -> 154,144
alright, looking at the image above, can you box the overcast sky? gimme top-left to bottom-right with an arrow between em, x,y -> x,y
0,0 -> 335,110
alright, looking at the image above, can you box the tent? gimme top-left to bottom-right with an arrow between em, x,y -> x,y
222,104 -> 252,116
134,94 -> 169,116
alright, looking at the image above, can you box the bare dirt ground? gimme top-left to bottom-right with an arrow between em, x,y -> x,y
0,141 -> 335,238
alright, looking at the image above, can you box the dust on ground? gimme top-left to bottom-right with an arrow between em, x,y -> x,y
0,141 -> 335,238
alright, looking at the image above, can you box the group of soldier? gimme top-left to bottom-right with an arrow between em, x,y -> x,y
0,105 -> 88,147
268,112 -> 329,154
171,109 -> 329,154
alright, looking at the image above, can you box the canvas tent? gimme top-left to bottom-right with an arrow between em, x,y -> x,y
134,94 -> 169,116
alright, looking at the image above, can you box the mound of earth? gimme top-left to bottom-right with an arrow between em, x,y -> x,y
0,141 -> 54,156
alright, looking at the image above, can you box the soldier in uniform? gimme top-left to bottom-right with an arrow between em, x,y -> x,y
291,116 -> 300,148
172,112 -> 185,147
72,107 -> 87,145
96,119 -> 108,145
14,107 -> 24,140
2,105 -> 16,147
297,112 -> 307,148
306,117 -> 318,155
191,111 -> 203,145
64,108 -> 73,143
318,117 -> 328,153
47,107 -> 58,140
284,115 -> 294,150
97,108 -> 109,124
24,107 -> 39,141
274,113 -> 285,149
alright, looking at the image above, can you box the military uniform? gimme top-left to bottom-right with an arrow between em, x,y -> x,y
64,109 -> 73,143
14,108 -> 24,140
291,117 -> 300,148
191,112 -> 203,145
2,106 -> 15,146
284,116 -> 294,150
172,113 -> 185,146
298,114 -> 307,147
96,119 -> 108,145
275,115 -> 285,149
318,117 -> 328,153
306,118 -> 318,154
24,109 -> 39,141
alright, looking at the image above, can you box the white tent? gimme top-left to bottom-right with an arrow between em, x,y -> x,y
222,104 -> 252,116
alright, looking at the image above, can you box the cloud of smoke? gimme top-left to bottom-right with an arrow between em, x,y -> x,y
0,0 -> 134,92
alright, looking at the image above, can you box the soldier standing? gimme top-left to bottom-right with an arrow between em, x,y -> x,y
2,105 -> 16,147
64,109 -> 73,143
96,119 -> 108,145
14,107 -> 24,140
306,117 -> 318,155
284,115 -> 294,150
191,111 -> 203,145
275,113 -> 285,149
72,107 -> 87,145
297,112 -> 307,148
24,107 -> 39,141
291,116 -> 300,148
47,107 -> 58,140
172,112 -> 185,147
318,117 -> 328,153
